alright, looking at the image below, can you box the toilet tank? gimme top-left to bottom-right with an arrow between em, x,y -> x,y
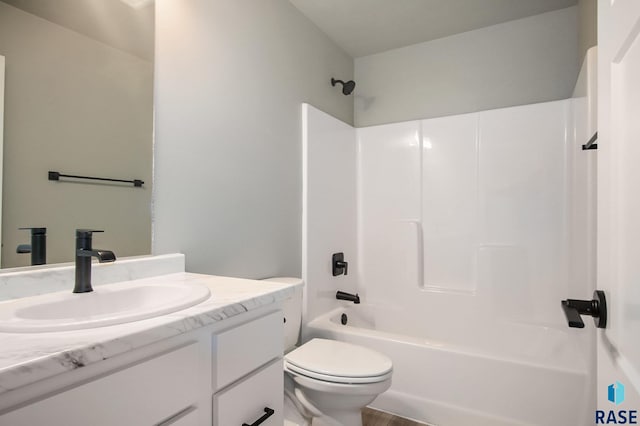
262,277 -> 303,352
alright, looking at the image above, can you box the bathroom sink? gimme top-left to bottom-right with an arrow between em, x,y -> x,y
0,281 -> 211,333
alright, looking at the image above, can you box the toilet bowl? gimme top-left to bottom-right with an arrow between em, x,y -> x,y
263,278 -> 393,426
285,338 -> 392,426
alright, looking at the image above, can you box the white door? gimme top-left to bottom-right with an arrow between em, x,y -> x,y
597,0 -> 640,421
0,55 -> 4,266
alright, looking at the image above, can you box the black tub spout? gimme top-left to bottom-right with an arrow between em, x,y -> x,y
336,291 -> 360,304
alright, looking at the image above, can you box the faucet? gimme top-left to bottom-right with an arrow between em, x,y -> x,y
74,229 -> 116,293
336,291 -> 360,304
17,227 -> 47,266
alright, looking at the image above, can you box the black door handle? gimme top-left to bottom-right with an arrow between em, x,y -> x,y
561,290 -> 607,329
242,407 -> 274,426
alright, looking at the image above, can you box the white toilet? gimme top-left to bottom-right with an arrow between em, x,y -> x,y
264,278 -> 393,426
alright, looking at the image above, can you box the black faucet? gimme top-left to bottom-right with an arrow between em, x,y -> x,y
17,227 -> 47,266
74,229 -> 116,293
336,291 -> 360,304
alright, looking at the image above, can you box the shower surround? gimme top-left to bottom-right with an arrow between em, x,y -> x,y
302,97 -> 595,425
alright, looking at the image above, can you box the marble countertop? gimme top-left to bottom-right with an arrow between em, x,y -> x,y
0,272 -> 299,395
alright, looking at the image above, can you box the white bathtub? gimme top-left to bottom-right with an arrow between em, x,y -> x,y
305,304 -> 592,426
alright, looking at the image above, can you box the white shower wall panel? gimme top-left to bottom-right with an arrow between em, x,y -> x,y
358,99 -> 575,332
422,113 -> 478,292
478,101 -> 570,326
305,98 -> 594,424
357,121 -> 421,304
302,104 -> 358,327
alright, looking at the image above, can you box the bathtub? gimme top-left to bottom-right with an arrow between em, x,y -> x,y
305,304 -> 592,426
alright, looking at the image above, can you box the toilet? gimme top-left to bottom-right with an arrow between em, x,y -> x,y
264,278 -> 393,426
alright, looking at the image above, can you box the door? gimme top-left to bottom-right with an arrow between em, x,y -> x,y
0,55 -> 4,265
597,0 -> 640,421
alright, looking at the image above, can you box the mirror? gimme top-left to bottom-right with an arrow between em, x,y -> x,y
0,0 -> 154,268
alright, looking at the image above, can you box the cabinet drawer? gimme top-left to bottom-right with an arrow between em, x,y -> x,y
158,406 -> 199,426
0,342 -> 199,426
213,359 -> 283,426
212,310 -> 282,390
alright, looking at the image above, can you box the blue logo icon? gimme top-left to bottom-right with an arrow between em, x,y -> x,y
608,381 -> 626,405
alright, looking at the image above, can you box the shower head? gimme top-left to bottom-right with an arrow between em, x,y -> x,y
331,78 -> 356,95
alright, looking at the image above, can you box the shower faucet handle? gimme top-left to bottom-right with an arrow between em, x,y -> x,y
561,290 -> 607,329
332,252 -> 348,276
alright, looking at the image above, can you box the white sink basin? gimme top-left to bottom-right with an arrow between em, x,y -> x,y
0,281 -> 211,333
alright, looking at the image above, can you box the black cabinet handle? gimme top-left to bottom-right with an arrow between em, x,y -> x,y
242,407 -> 274,426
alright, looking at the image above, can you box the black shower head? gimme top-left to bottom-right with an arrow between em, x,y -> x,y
331,78 -> 356,95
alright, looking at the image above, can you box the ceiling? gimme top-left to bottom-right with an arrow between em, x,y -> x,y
1,0 -> 577,61
289,0 -> 578,58
0,0 -> 154,61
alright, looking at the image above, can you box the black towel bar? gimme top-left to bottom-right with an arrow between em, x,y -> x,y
48,171 -> 144,187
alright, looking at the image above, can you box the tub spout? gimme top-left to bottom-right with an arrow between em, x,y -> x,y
336,291 -> 360,304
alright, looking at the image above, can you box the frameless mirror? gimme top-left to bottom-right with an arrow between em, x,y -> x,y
0,0 -> 154,269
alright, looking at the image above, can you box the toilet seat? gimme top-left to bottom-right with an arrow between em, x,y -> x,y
284,338 -> 393,384
287,367 -> 393,396
285,361 -> 392,384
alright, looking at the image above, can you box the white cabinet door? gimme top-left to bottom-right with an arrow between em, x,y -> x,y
0,343 -> 199,426
213,359 -> 283,426
213,310 -> 283,390
597,0 -> 640,414
168,410 -> 199,426
157,407 -> 200,426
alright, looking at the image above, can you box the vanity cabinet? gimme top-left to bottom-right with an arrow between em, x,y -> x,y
213,359 -> 283,426
212,310 -> 284,426
0,307 -> 284,426
0,343 -> 200,426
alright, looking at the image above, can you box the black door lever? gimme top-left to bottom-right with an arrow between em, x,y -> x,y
561,290 -> 607,329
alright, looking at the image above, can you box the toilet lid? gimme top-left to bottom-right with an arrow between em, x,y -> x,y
285,361 -> 392,384
285,338 -> 392,383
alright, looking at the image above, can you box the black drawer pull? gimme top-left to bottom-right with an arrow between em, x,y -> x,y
242,407 -> 274,426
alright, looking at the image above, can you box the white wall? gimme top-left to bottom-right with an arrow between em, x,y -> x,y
0,2 -> 153,267
354,7 -> 579,127
153,0 -> 353,278
0,54 -> 4,265
302,104 -> 357,327
578,0 -> 597,64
